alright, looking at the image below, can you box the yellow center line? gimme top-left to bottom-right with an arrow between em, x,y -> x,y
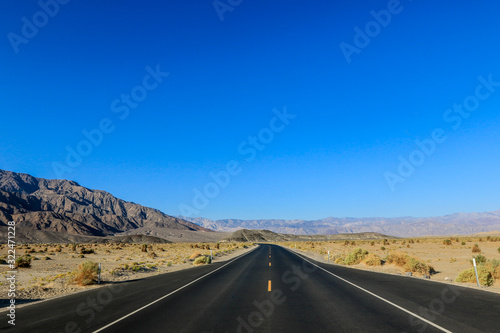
269,262 -> 271,266
268,280 -> 272,291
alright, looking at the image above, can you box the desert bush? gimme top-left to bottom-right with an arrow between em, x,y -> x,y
148,252 -> 157,259
338,248 -> 369,265
189,251 -> 202,260
456,266 -> 493,286
461,242 -> 466,246
141,244 -> 148,252
380,246 -> 386,251
70,244 -> 76,252
72,261 -> 99,286
386,252 -> 434,275
363,253 -> 382,266
443,239 -> 452,246
497,247 -> 500,253
471,254 -> 487,265
55,245 -> 62,252
15,255 -> 31,268
404,257 -> 435,275
80,247 -> 94,254
472,244 -> 481,253
370,241 -> 375,246
193,255 -> 211,265
345,248 -> 368,265
386,253 -> 407,266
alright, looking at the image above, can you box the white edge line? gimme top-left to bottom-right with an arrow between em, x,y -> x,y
287,247 -> 453,333
92,245 -> 259,333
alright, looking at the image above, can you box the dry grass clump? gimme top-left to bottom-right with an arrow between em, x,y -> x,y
72,261 -> 99,286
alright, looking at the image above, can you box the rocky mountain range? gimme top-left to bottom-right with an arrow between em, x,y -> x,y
181,212 -> 500,238
1,168 -> 499,242
0,169 -> 209,239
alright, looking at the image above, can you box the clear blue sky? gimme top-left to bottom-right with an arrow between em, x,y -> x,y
2,0 -> 500,220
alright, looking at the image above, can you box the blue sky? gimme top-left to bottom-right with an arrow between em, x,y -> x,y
1,0 -> 500,220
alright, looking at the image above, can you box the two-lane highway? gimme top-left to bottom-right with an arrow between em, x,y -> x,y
5,244 -> 500,332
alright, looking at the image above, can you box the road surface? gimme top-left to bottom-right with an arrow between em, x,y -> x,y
3,244 -> 500,332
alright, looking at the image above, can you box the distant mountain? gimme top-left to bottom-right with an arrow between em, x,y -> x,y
0,169 -> 210,238
224,229 -> 391,243
181,212 -> 500,237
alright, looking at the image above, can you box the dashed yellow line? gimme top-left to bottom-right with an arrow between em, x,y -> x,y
269,262 -> 271,266
268,280 -> 272,291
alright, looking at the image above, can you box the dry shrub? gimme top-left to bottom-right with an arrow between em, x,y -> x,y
364,253 -> 382,266
472,244 -> 481,253
386,252 -> 434,275
193,255 -> 211,265
336,248 -> 368,265
404,257 -> 435,275
80,247 -> 94,254
386,252 -> 407,266
15,255 -> 32,268
456,266 -> 493,286
189,251 -> 202,259
73,261 -> 99,286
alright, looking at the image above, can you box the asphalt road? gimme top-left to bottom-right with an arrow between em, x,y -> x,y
3,244 -> 500,332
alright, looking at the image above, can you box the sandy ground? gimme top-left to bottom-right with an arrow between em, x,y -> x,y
0,242 -> 256,309
278,235 -> 500,294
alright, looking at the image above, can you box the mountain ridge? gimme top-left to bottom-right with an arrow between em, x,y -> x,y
180,211 -> 500,237
0,169 -> 209,237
